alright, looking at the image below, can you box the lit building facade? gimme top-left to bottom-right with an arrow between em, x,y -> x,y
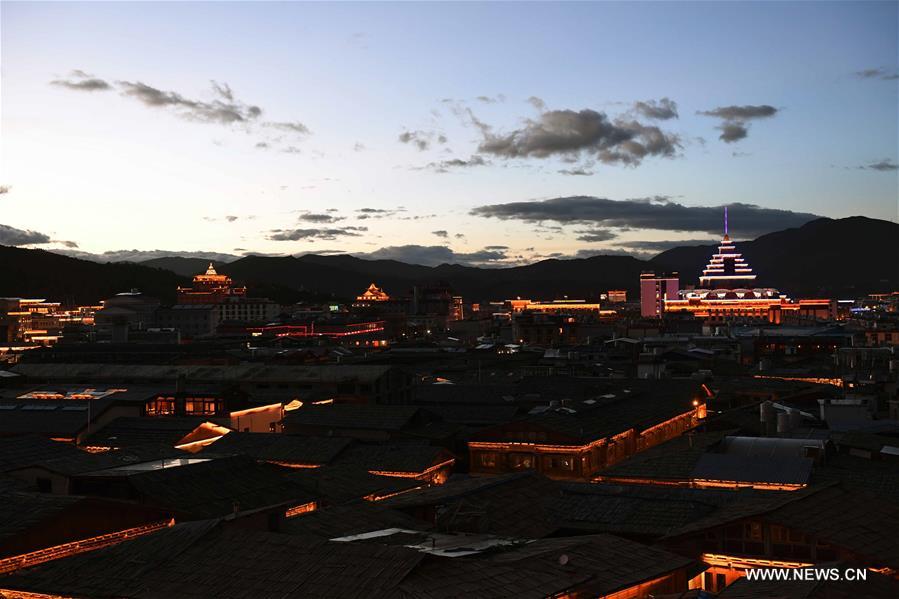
177,263 -> 247,304
640,272 -> 680,318
647,210 -> 836,322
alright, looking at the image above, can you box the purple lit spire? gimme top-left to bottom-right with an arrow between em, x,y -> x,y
724,206 -> 728,237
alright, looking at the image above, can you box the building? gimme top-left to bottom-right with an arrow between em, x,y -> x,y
176,263 -> 246,304
645,210 -> 836,322
640,272 -> 680,318
174,264 -> 279,329
467,380 -> 707,481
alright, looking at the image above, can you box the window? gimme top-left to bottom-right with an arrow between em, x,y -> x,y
146,396 -> 175,416
478,452 -> 497,468
185,397 -> 217,416
508,453 -> 534,469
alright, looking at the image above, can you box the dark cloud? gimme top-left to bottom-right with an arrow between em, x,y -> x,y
698,105 -> 778,143
0,185 -> 10,195
861,159 -> 899,172
432,230 -> 449,238
633,97 -> 678,120
476,94 -> 505,104
355,208 -> 403,220
699,105 -> 777,121
0,224 -> 51,246
398,129 -> 446,151
57,249 -> 241,263
614,238 -> 719,253
476,108 -> 679,166
718,122 -> 748,143
225,215 -> 239,222
255,142 -> 270,149
471,196 -> 820,237
263,121 -> 311,135
51,76 -> 112,92
53,73 -> 310,144
357,245 -> 510,267
854,67 -> 899,81
298,213 -> 345,224
117,80 -> 262,124
575,228 -> 617,243
419,154 -> 488,173
267,226 -> 367,241
527,96 -> 546,111
558,168 -> 594,176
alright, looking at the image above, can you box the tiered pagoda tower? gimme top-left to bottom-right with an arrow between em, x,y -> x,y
698,207 -> 757,289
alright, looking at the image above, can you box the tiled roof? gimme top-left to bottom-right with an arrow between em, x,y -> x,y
0,434 -> 81,473
1,520 -> 425,599
284,405 -> 426,432
201,432 -> 352,465
84,416 -> 210,448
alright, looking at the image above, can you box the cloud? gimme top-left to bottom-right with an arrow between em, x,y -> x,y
476,108 -> 679,166
52,73 -> 311,147
860,159 -> 899,172
0,185 -> 10,195
854,67 -> 899,81
267,226 -> 367,241
57,248 -> 242,263
298,213 -> 345,224
419,154 -> 488,173
718,122 -> 748,143
0,224 -> 51,246
353,142 -> 366,152
263,121 -> 311,135
699,105 -> 778,121
225,215 -> 239,222
697,104 -> 778,143
471,196 -> 820,237
356,244 -> 510,267
355,207 -> 403,220
476,94 -> 505,104
432,230 -> 449,238
574,228 -> 617,242
398,129 -> 446,151
614,238 -> 719,253
51,71 -> 112,92
527,96 -> 546,111
633,97 -> 678,120
117,80 -> 262,124
558,167 -> 594,176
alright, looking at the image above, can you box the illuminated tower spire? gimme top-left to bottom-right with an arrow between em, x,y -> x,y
724,206 -> 729,240
699,207 -> 756,288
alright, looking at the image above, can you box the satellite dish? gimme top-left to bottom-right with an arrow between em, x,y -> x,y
558,554 -> 569,566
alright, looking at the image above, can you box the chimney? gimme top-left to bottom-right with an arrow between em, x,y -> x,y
776,412 -> 791,436
759,401 -> 774,436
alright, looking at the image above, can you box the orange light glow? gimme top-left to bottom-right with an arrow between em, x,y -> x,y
266,461 -> 321,469
0,519 -> 174,575
285,501 -> 317,518
369,458 -> 456,481
364,485 -> 425,502
701,553 -> 812,570
229,403 -> 283,418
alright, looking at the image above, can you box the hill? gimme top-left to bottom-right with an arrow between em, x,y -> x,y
650,217 -> 899,297
4,216 -> 897,305
0,246 -> 188,305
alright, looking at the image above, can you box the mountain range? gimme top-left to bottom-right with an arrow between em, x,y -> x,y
2,217 -> 896,305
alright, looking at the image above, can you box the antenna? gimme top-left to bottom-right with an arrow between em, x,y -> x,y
724,206 -> 729,237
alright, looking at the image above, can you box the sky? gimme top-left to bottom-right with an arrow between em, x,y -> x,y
1,1 -> 897,267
